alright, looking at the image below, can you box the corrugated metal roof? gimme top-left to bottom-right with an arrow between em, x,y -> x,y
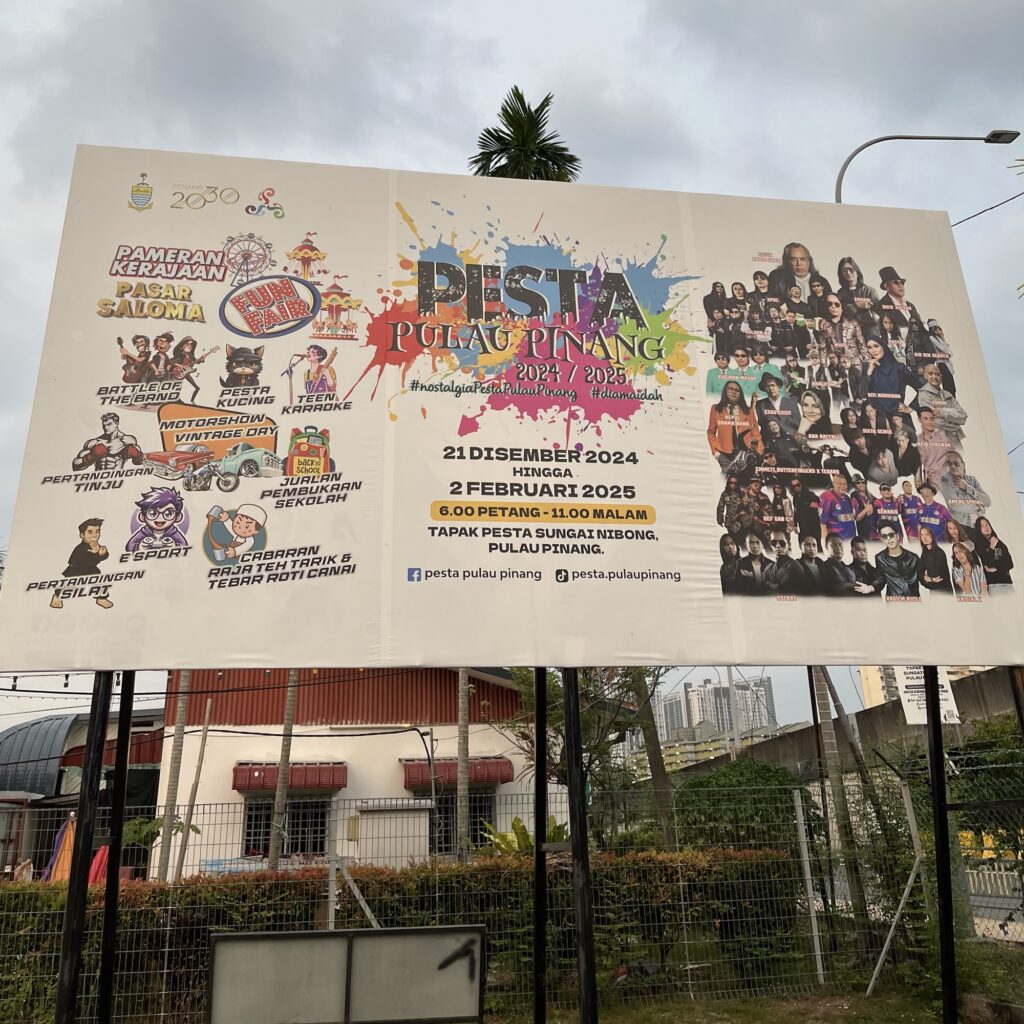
0,715 -> 78,796
166,668 -> 523,727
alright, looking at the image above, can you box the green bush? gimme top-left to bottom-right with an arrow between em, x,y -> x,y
0,849 -> 802,1022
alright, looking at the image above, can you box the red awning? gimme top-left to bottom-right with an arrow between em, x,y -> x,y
232,762 -> 347,792
402,757 -> 514,789
61,731 -> 164,768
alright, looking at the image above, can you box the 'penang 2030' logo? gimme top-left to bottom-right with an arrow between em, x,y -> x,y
219,275 -> 321,338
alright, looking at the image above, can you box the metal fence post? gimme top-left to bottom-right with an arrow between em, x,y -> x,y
792,788 -> 825,985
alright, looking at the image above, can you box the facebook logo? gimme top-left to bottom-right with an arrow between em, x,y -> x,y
407,568 -> 422,582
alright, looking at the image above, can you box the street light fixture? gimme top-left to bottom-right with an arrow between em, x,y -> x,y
835,130 -> 1020,203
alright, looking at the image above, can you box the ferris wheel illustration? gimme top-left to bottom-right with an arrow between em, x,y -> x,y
222,232 -> 276,285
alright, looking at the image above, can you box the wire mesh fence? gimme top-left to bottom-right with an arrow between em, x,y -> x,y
0,758 -> 1021,1022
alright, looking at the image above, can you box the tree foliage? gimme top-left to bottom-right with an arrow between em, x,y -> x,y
497,667 -> 641,789
469,86 -> 581,182
673,758 -> 822,856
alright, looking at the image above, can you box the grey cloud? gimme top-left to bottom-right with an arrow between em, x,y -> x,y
2,0 -> 1022,532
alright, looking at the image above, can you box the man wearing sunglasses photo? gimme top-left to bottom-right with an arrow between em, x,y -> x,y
874,522 -> 921,598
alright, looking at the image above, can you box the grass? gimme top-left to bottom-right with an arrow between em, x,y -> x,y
960,939 -> 1024,1006
496,989 -> 937,1024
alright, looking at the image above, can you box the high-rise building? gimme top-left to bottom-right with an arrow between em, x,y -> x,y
662,695 -> 683,737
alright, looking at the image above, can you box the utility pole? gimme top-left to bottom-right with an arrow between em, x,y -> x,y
809,666 -> 871,956
726,666 -> 741,759
268,668 -> 299,870
158,669 -> 190,882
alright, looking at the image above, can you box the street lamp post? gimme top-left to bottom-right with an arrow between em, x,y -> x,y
834,130 -> 1019,203
832,128 -> 1017,1024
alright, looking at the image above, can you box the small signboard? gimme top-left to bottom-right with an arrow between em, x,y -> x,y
895,666 -> 961,726
208,926 -> 485,1024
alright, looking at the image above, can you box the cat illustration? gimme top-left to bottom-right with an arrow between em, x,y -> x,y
220,345 -> 264,388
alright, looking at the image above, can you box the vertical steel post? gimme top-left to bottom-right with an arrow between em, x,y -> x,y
562,668 -> 598,1024
533,668 -> 548,1024
925,664 -> 958,1024
97,671 -> 135,1024
56,670 -> 115,1024
1009,665 -> 1024,741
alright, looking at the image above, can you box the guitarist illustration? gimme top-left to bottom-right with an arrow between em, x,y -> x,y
148,333 -> 174,382
117,335 -> 151,384
170,336 -> 219,402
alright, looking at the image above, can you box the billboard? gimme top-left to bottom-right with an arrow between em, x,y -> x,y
0,145 -> 1021,670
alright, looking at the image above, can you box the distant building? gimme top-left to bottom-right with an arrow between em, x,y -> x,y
859,666 -> 899,708
662,695 -> 683,737
630,718 -> 810,778
684,675 -> 777,735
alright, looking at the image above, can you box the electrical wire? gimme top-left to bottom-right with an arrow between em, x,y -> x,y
951,188 -> 1024,228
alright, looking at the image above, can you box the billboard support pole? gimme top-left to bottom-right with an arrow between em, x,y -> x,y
925,664 -> 958,1024
97,670 -> 135,1024
1008,665 -> 1024,740
533,667 -> 547,1024
56,670 -> 115,1024
562,667 -> 598,1024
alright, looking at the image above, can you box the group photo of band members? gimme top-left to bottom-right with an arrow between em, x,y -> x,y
707,244 -> 1014,602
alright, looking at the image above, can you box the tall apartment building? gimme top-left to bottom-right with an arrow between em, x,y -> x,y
662,695 -> 684,736
683,675 -> 777,736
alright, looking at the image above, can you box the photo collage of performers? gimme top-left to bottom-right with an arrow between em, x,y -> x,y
708,244 -> 1013,601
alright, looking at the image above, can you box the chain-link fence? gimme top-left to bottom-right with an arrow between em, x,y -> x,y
1,769 -> 949,1024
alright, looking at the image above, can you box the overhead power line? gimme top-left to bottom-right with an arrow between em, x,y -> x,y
951,188 -> 1024,227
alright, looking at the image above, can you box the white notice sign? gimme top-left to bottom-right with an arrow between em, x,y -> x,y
895,666 -> 961,725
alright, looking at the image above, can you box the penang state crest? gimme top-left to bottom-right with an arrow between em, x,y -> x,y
129,173 -> 153,212
219,275 -> 321,339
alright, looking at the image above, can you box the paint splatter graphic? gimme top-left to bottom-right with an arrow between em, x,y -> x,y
347,201 -> 703,443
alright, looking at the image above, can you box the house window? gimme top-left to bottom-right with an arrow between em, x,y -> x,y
429,790 -> 495,856
242,799 -> 328,857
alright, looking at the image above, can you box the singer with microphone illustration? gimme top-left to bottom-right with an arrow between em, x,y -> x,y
281,345 -> 338,403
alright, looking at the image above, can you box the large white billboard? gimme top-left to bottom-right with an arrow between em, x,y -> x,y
0,145 -> 1020,669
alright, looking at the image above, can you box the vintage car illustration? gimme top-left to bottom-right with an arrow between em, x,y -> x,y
218,442 -> 283,478
144,443 -> 215,480
284,426 -> 335,477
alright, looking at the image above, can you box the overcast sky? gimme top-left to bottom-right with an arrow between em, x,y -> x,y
1,0 -> 1022,728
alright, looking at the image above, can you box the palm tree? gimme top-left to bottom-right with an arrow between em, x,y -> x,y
469,86 -> 581,182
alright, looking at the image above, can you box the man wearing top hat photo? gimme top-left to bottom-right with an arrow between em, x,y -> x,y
873,266 -> 923,329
